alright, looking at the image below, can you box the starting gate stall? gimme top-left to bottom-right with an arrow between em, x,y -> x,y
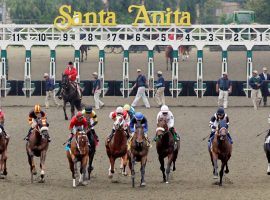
121,49 -> 131,98
222,50 -> 228,75
0,49 -> 10,97
49,49 -> 60,94
22,49 -> 35,98
243,50 -> 253,97
98,49 -> 108,97
194,49 -> 206,98
74,49 -> 85,92
147,50 -> 155,98
0,24 -> 269,98
169,49 -> 182,98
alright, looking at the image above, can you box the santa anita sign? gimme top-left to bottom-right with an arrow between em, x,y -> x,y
54,4 -> 191,29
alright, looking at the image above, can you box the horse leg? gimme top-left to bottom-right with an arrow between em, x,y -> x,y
131,156 -> 136,188
39,151 -> 46,183
121,154 -> 128,176
212,153 -> 219,179
63,101 -> 68,120
266,151 -> 270,175
79,156 -> 88,186
108,157 -> 115,179
88,148 -> 95,180
71,103 -> 75,119
219,161 -> 226,186
140,157 -> 147,187
27,152 -> 36,183
172,145 -> 179,171
166,154 -> 173,184
158,155 -> 166,182
225,163 -> 229,174
85,49 -> 88,61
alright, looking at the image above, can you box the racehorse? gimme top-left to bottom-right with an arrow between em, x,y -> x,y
180,46 -> 191,61
80,45 -> 90,62
66,129 -> 89,187
264,130 -> 270,175
0,127 -> 9,179
105,115 -> 128,179
61,74 -> 82,120
128,125 -> 149,187
26,118 -> 49,183
209,120 -> 232,186
165,46 -> 173,71
156,118 -> 180,183
86,129 -> 97,180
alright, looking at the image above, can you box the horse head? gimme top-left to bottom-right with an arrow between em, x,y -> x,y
114,115 -> 124,131
156,118 -> 168,139
134,125 -> 144,144
61,73 -> 70,90
36,118 -> 49,140
76,130 -> 89,155
217,120 -> 228,141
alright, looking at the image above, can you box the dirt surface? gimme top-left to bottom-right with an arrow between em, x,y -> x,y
1,48 -> 270,200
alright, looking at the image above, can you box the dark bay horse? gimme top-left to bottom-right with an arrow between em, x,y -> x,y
165,46 -> 173,71
80,45 -> 90,62
86,129 -> 97,180
0,127 -> 9,179
128,126 -> 149,187
209,120 -> 232,186
264,130 -> 270,175
156,118 -> 180,183
105,115 -> 128,179
26,118 -> 49,183
66,129 -> 89,187
61,74 -> 82,120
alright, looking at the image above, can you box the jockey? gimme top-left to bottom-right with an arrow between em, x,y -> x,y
0,109 -> 5,126
66,111 -> 88,149
156,105 -> 180,142
129,112 -> 150,146
123,104 -> 135,121
82,106 -> 99,142
0,109 -> 8,139
208,107 -> 233,146
24,104 -> 49,141
107,106 -> 128,142
59,61 -> 82,99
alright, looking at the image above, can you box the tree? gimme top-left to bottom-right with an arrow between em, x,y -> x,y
200,0 -> 221,24
245,0 -> 270,24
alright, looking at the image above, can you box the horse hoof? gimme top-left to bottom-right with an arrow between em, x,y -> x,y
108,174 -> 113,179
225,170 -> 229,174
140,182 -> 146,187
38,179 -> 45,183
65,117 -> 68,120
213,175 -> 219,179
219,183 -> 223,187
3,171 -> 7,176
166,181 -> 169,184
267,172 -> 270,175
32,171 -> 37,176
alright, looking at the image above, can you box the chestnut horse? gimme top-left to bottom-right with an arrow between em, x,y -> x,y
26,118 -> 49,183
66,129 -> 89,187
209,120 -> 232,186
0,127 -> 9,179
105,115 -> 128,179
156,118 -> 180,183
264,130 -> 270,175
128,125 -> 149,187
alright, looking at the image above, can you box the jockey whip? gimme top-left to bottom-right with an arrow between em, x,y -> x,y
202,134 -> 210,141
256,129 -> 269,137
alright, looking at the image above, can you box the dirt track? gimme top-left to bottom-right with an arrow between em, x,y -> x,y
1,48 -> 270,200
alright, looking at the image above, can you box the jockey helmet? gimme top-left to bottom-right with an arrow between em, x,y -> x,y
135,112 -> 144,120
34,104 -> 41,113
116,106 -> 124,114
85,106 -> 93,114
123,104 -> 130,111
161,105 -> 169,112
217,107 -> 225,116
68,61 -> 73,66
76,111 -> 83,120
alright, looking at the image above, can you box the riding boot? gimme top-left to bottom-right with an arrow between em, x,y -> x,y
170,127 -> 180,141
92,130 -> 99,142
107,129 -> 115,142
3,131 -> 9,139
66,133 -> 74,148
227,133 -> 233,144
24,128 -> 33,141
